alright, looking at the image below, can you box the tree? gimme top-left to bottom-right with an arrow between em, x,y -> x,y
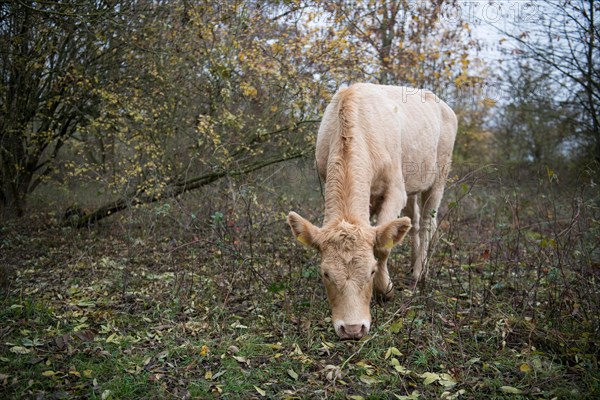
2,1 -> 487,224
314,0 -> 480,89
493,61 -> 577,164
0,0 -> 133,218
497,0 -> 600,163
65,1 -> 331,226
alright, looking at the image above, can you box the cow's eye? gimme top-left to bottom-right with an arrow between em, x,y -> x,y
371,270 -> 376,276
323,272 -> 330,279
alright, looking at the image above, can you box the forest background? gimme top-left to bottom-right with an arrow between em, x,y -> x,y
1,1 -> 599,399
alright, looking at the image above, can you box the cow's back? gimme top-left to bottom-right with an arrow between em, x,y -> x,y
316,83 -> 457,194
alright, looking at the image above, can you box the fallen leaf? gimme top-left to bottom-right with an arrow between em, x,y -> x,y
22,338 -> 43,347
385,346 -> 402,359
291,343 -> 303,355
439,373 -> 457,388
105,333 -> 120,344
212,370 -> 226,380
421,372 -> 440,385
466,357 -> 481,365
389,319 -> 403,333
390,358 -> 411,375
500,386 -> 522,394
9,346 -> 30,355
324,364 -> 341,381
254,385 -> 266,397
231,321 -> 248,329
321,341 -> 335,349
74,330 -> 95,342
519,363 -> 531,373
359,374 -> 381,385
227,345 -> 240,354
393,391 -> 421,399
287,368 -> 298,380
54,335 -> 70,350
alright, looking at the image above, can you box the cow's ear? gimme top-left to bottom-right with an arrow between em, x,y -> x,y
287,212 -> 320,249
375,217 -> 412,250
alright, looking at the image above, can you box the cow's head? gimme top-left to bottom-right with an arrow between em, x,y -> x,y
287,212 -> 411,340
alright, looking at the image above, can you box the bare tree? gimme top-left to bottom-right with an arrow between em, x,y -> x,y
494,61 -> 577,163
0,1 -> 132,218
498,0 -> 599,162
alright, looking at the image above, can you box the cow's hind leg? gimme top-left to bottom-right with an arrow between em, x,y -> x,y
411,185 -> 444,285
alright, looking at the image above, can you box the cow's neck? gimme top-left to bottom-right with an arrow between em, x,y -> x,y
323,135 -> 371,225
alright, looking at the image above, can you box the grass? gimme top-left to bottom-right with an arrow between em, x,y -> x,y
1,162 -> 599,399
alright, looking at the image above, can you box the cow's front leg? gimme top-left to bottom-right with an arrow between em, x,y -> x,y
373,186 -> 407,301
374,247 -> 394,300
405,195 -> 421,289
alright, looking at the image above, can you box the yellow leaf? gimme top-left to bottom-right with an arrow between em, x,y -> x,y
390,358 -> 411,375
291,343 -> 303,355
500,386 -> 522,394
421,372 -> 440,385
254,385 -> 266,397
389,320 -> 403,334
10,346 -> 31,354
205,370 -> 213,380
42,370 -> 56,377
439,373 -> 457,388
359,374 -> 381,385
83,369 -> 93,378
200,345 -> 208,356
519,363 -> 531,373
105,333 -> 120,344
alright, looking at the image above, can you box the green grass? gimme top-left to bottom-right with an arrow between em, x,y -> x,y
1,165 -> 599,399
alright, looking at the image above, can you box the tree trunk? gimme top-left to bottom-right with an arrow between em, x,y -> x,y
0,170 -> 34,219
0,131 -> 31,220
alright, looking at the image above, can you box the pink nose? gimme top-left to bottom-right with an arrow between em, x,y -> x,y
338,323 -> 368,340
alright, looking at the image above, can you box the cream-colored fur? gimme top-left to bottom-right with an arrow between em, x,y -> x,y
288,83 -> 457,339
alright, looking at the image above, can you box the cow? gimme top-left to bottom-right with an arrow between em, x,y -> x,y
287,83 -> 457,340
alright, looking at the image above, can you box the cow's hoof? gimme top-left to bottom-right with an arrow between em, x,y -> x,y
401,276 -> 419,290
375,287 -> 395,303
